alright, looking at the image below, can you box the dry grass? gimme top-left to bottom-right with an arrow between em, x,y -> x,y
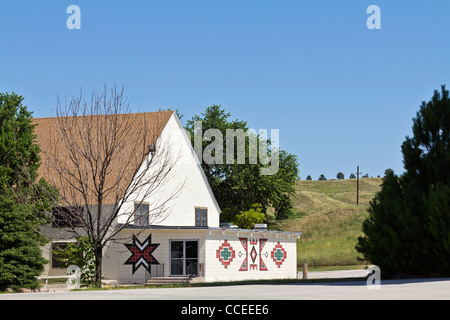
278,178 -> 382,267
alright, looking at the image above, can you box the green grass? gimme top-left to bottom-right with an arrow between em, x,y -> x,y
277,178 -> 382,267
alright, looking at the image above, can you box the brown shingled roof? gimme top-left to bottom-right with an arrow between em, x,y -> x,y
33,110 -> 174,205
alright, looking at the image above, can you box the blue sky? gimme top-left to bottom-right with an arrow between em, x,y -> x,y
1,1 -> 450,180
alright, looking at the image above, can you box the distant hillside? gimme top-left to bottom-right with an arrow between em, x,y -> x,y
278,177 -> 382,267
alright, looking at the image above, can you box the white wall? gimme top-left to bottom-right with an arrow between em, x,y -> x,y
117,113 -> 220,228
103,228 -> 299,285
204,229 -> 298,283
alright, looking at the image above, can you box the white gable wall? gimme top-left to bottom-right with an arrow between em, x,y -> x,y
117,113 -> 220,228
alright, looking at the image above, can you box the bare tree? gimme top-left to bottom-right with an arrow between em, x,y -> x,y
35,85 -> 182,286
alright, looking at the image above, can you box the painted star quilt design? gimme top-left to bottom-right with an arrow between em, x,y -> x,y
124,234 -> 160,274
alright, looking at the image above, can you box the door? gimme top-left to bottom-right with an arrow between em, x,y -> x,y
170,240 -> 198,276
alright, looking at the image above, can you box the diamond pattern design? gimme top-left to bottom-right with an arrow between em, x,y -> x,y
271,242 -> 287,268
216,240 -> 235,268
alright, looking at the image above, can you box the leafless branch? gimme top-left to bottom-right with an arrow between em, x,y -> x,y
35,85 -> 182,284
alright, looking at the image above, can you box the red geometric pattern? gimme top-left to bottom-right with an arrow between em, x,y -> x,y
238,238 -> 248,271
271,242 -> 287,268
216,240 -> 235,268
259,239 -> 268,271
238,238 -> 268,271
124,234 -> 160,274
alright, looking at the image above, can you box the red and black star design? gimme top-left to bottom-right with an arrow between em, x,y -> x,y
124,234 -> 160,274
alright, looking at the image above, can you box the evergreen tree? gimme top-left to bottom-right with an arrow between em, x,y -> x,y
425,184 -> 450,271
0,191 -> 48,291
0,92 -> 54,290
402,85 -> 450,188
356,169 -> 404,277
356,85 -> 450,277
0,92 -> 40,190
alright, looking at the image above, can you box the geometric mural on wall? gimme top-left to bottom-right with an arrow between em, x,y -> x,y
216,240 -> 235,269
238,238 -> 268,271
271,242 -> 287,268
217,238 -> 288,271
238,238 -> 248,271
259,238 -> 268,271
124,234 -> 160,274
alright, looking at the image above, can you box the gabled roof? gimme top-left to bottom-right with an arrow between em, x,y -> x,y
33,111 -> 174,205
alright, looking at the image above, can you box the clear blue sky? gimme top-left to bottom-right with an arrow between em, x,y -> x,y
1,1 -> 450,180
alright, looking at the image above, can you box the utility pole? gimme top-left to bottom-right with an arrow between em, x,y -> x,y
356,166 -> 359,206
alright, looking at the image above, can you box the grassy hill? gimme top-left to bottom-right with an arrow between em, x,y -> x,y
277,177 -> 382,267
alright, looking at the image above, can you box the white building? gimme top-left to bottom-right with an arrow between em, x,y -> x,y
34,110 -> 301,284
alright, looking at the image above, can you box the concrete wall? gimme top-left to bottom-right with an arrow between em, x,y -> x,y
102,228 -> 299,285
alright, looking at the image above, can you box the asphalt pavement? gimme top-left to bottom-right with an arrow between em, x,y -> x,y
1,273 -> 449,300
298,268 -> 371,279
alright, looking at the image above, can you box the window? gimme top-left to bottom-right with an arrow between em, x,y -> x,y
51,242 -> 68,268
134,203 -> 149,226
51,241 -> 83,269
170,240 -> 198,276
195,207 -> 207,227
52,206 -> 84,228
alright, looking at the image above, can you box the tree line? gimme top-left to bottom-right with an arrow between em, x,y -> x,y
305,172 -> 372,181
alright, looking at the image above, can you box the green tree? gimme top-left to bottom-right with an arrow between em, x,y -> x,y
185,105 -> 299,221
0,92 -> 56,291
0,191 -> 48,291
53,235 -> 96,287
318,174 -> 327,181
356,85 -> 450,277
232,203 -> 265,229
306,175 -> 312,180
0,92 -> 40,190
349,173 -> 356,179
355,169 -> 407,277
337,172 -> 344,180
425,184 -> 450,271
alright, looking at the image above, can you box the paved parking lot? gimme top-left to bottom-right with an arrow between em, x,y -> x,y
298,268 -> 370,279
1,277 -> 449,300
